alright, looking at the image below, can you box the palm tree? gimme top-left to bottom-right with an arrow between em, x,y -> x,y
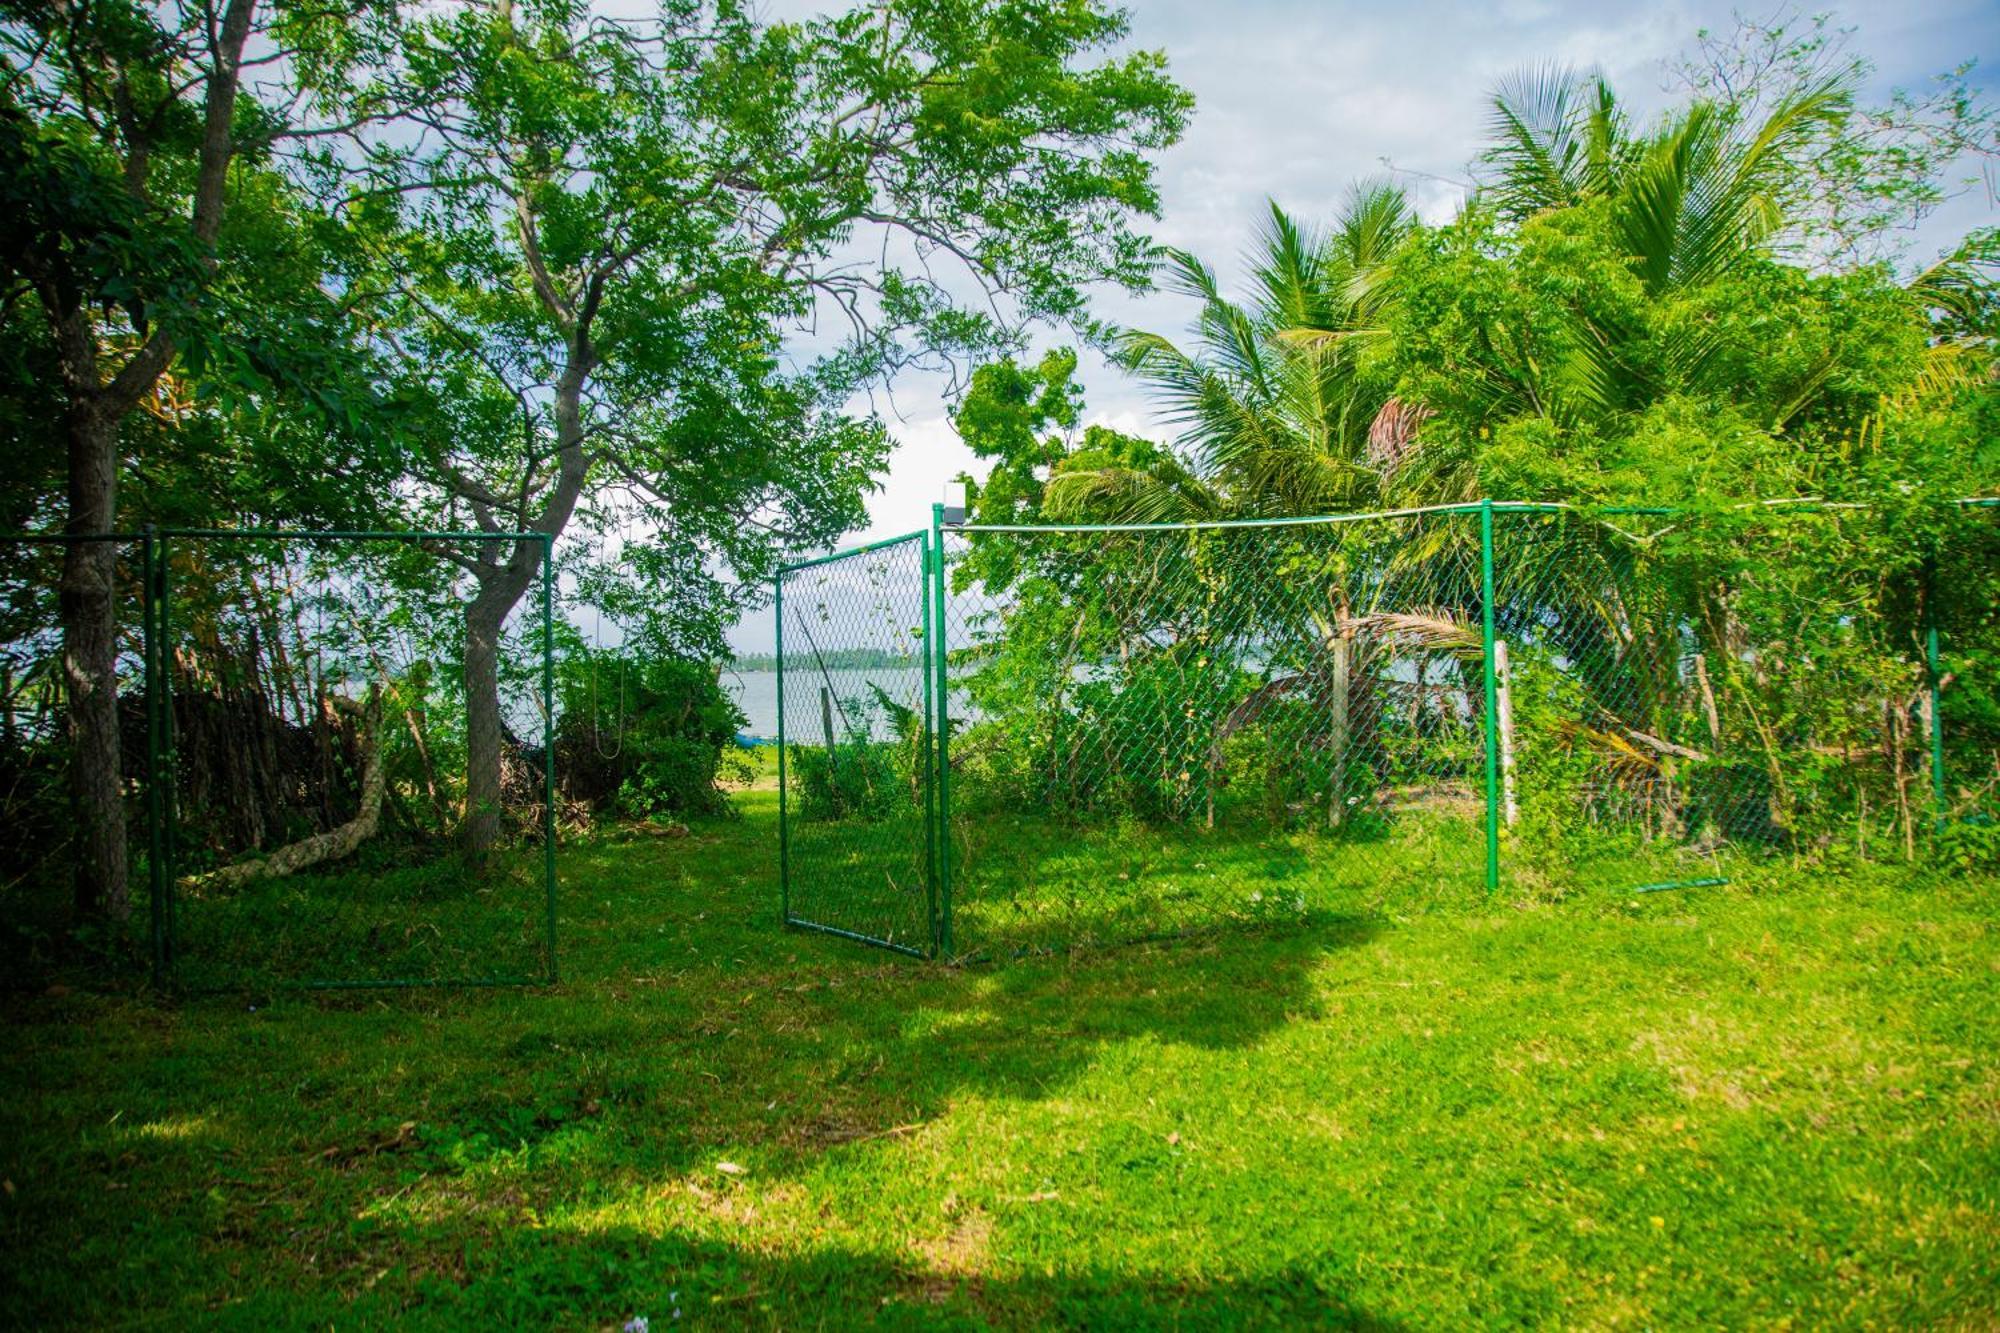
1047,183 -> 1420,523
1483,63 -> 1849,296
1034,71 -> 1870,844
1479,64 -> 1851,423
1477,66 -> 1876,841
1037,186 -> 1469,830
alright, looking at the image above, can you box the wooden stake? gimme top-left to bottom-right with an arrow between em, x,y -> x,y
1495,639 -> 1519,827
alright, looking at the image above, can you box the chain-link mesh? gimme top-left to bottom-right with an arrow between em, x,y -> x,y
1932,501 -> 2000,862
161,534 -> 553,990
777,534 -> 935,955
940,513 -> 1490,957
774,500 -> 1997,963
1490,506 -> 1959,890
0,535 -> 154,985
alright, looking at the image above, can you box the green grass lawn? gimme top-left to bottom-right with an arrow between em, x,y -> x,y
3,785 -> 1998,1329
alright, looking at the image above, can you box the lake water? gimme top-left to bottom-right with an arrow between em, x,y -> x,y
724,668 -> 940,742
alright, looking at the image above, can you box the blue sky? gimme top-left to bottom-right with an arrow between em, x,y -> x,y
728,0 -> 1998,650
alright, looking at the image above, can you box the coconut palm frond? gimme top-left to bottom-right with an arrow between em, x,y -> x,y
1484,63 -> 1605,217
1566,725 -> 1667,783
1548,319 -> 1637,419
1580,73 -> 1628,198
1614,77 -> 1847,295
1908,338 -> 1997,405
1906,231 -> 2000,331
1251,201 -> 1330,331
1157,246 -> 1228,307
1106,171 -> 1426,520
1267,325 -> 1389,353
1045,460 -> 1222,525
1338,179 -> 1417,272
1380,517 -> 1471,581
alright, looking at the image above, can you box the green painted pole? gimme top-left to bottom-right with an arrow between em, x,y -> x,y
157,533 -> 177,980
540,535 -> 558,984
775,568 -> 790,925
1927,573 -> 1946,833
918,529 -> 938,954
140,526 -> 164,988
931,503 -> 953,957
1480,500 -> 1500,896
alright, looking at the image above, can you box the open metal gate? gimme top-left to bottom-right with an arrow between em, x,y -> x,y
776,530 -> 938,955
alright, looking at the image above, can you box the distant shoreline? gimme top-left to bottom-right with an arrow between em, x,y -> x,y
729,650 -> 922,672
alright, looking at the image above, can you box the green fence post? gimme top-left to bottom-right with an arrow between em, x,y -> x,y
919,529 -> 938,956
541,533 -> 558,984
1926,569 -> 1946,834
140,526 -> 164,989
157,532 -> 177,982
775,567 -> 791,926
931,503 -> 952,957
1480,500 -> 1500,895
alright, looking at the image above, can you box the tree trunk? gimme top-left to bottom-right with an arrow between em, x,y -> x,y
38,0 -> 258,927
60,400 -> 128,921
461,524 -> 565,856
462,576 -> 521,856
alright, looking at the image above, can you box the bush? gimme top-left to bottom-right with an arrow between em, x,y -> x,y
788,687 -> 924,821
555,650 -> 744,819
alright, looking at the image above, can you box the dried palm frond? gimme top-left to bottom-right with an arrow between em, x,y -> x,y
1364,396 -> 1433,476
1564,724 -> 1665,785
1337,608 -> 1479,657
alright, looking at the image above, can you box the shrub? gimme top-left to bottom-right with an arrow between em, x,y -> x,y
788,687 -> 924,821
555,650 -> 744,819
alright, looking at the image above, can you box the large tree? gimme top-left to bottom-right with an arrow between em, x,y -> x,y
310,0 -> 1191,851
1,0 -> 298,919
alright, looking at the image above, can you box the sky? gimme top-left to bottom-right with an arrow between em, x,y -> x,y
728,0 -> 1999,651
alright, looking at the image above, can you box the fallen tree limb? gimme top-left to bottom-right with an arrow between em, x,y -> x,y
193,687 -> 384,890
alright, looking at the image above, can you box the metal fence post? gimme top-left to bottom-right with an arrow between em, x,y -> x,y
931,502 -> 952,957
1480,500 -> 1500,895
541,533 -> 558,984
157,532 -> 178,980
776,567 -> 790,925
919,529 -> 939,956
140,526 -> 164,988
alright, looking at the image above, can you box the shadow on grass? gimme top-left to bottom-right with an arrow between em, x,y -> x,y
0,904 -> 1390,1329
0,792 -> 1401,1328
294,1220 -> 1405,1329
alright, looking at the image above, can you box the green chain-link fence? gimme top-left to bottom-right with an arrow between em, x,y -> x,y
939,508 -> 1489,956
158,530 -> 556,990
1923,498 -> 2000,864
0,528 -> 557,991
778,498 -> 1997,960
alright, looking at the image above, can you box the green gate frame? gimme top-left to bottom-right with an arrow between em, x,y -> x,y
148,527 -> 559,991
776,526 -> 935,956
